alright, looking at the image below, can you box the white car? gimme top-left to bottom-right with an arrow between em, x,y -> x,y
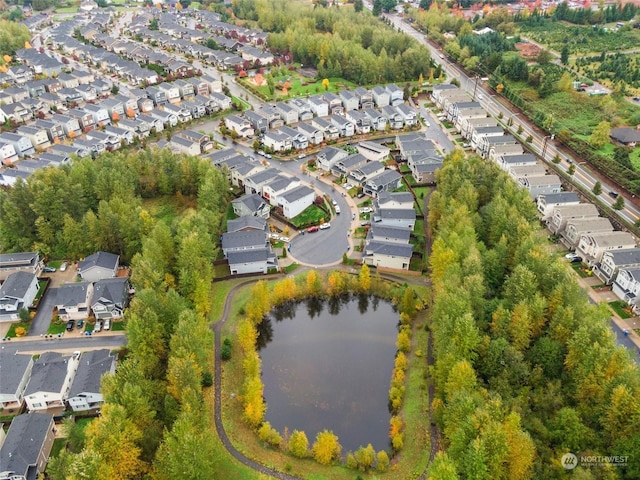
335,206 -> 341,214
360,207 -> 372,214
280,236 -> 290,243
60,262 -> 68,272
104,319 -> 111,330
94,321 -> 102,333
332,199 -> 338,206
320,223 -> 331,230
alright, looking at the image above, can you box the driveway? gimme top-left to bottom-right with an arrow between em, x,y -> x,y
28,287 -> 57,337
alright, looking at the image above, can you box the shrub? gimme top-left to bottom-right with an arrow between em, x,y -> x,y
14,326 -> 27,337
201,371 -> 213,387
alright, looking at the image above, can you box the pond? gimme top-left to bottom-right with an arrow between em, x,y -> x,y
257,295 -> 398,454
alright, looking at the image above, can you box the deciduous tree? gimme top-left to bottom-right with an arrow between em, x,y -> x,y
312,430 -> 342,465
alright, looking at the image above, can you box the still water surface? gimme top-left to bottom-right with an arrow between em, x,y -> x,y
258,295 -> 398,453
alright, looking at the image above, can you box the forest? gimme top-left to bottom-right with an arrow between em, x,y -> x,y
426,151 -> 640,479
234,0 -> 434,84
3,149 -> 229,478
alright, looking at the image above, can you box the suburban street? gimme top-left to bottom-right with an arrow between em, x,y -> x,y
0,333 -> 127,355
28,287 -> 57,336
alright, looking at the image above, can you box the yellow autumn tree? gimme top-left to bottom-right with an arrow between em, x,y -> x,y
272,277 -> 297,304
358,263 -> 371,291
312,430 -> 342,465
243,376 -> 265,428
322,78 -> 330,91
288,430 -> 309,458
327,271 -> 345,296
306,269 -> 321,295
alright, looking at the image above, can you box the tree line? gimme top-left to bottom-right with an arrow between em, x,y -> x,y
26,149 -> 230,478
233,0 -> 434,85
426,150 -> 640,479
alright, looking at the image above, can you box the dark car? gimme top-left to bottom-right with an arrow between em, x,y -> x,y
66,320 -> 75,331
608,191 -> 620,199
43,266 -> 56,273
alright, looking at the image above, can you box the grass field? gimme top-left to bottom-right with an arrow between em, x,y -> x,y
240,75 -> 358,102
141,194 -> 197,225
290,205 -> 330,228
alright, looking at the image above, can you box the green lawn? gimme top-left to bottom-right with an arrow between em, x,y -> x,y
111,320 -> 126,331
141,195 -> 197,225
289,204 -> 331,228
609,300 -> 634,319
241,76 -> 358,101
50,438 -> 66,458
282,263 -> 299,274
231,96 -> 250,111
47,320 -> 68,335
6,321 -> 30,338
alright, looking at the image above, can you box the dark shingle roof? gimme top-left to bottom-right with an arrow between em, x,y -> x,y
226,216 -> 266,232
227,248 -> 270,264
69,349 -> 114,397
0,412 -> 54,479
55,282 -> 92,308
92,278 -> 128,307
280,185 -> 314,203
24,352 -> 70,396
222,230 -> 267,250
0,271 -> 37,299
78,251 -> 119,273
0,352 -> 32,396
367,240 -> 413,258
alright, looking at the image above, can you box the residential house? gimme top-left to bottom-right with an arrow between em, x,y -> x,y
323,92 -> 344,115
0,169 -> 31,186
0,103 -> 31,124
16,125 -> 50,150
50,114 -> 81,138
150,108 -> 178,128
498,153 -> 537,171
367,224 -> 412,244
170,135 -> 201,156
349,160 -> 385,186
137,113 -> 164,134
245,110 -> 269,133
158,82 -> 181,104
316,145 -> 349,172
33,119 -> 65,145
371,85 -> 391,108
340,90 -> 359,111
209,91 -> 232,111
332,153 -> 368,177
381,105 -> 403,129
0,271 -> 38,322
288,98 -> 313,122
461,116 -> 498,139
182,100 -> 206,119
561,217 -> 614,249
363,169 -> 403,197
278,185 -> 315,219
86,130 -> 121,151
331,115 -> 355,137
396,104 -> 417,127
244,168 -> 281,195
470,126 -> 505,151
262,175 -> 301,206
371,207 -> 416,229
595,248 -> 640,284
362,108 -> 387,131
83,104 -> 111,128
101,97 -> 125,121
453,107 -> 486,133
431,84 -> 465,110
257,105 -> 284,130
279,125 -> 308,150
3,86 -> 29,104
117,118 -> 151,138
357,141 -> 390,162
312,117 -> 339,141
612,267 -> 640,312
57,87 -> 83,105
375,191 -> 415,210
263,130 -> 293,152
410,157 -> 443,184
275,102 -> 299,125
50,143 -> 90,159
363,240 -> 412,271
308,95 -> 329,118
547,203 -> 601,234
162,103 -> 192,123
145,85 -> 167,106
519,174 -> 562,200
68,108 -> 96,132
354,87 -> 374,109
576,231 -> 637,266
0,352 -> 34,411
345,110 -> 372,134
54,282 -> 94,321
508,164 -> 547,182
0,132 -> 34,157
231,193 -> 270,218
77,251 -> 119,282
175,129 -> 213,153
39,152 -> 70,167
75,84 -> 97,102
0,413 -> 56,480
24,351 -> 80,411
610,127 -> 640,147
488,142 -> 524,162
0,142 -> 18,165
226,216 -> 268,233
221,230 -> 278,275
57,73 -> 79,89
174,78 -> 195,100
104,125 -> 135,145
15,159 -> 52,174
297,122 -> 324,145
225,114 -> 255,138
67,349 -> 116,412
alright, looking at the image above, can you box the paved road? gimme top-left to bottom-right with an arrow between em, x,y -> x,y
28,287 -> 57,336
610,319 -> 640,363
0,334 -> 127,355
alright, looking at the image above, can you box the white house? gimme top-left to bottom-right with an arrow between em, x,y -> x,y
363,241 -> 413,270
316,146 -> 348,172
278,185 -> 315,219
67,349 -> 116,412
0,352 -> 34,411
55,282 -> 94,321
612,267 -> 640,312
0,271 -> 38,322
357,141 -> 390,162
24,351 -> 80,411
536,192 -> 581,221
576,231 -> 637,266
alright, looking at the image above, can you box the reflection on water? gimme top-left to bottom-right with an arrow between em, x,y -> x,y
258,295 -> 398,453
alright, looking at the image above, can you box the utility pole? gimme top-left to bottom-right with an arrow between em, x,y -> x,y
542,134 -> 555,161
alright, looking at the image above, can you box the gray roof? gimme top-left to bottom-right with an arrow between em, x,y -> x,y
377,191 -> 414,205
0,252 -> 39,268
355,161 -> 385,176
378,208 -> 416,220
232,193 -> 266,212
246,167 -> 280,185
367,240 -> 413,258
366,169 -> 402,186
56,282 -> 92,308
606,248 -> 640,265
0,271 -> 37,299
620,266 -> 640,282
538,192 -> 580,204
227,216 -> 266,232
500,154 -> 537,164
265,175 -> 297,192
227,248 -> 270,265
69,349 -> 115,398
24,352 -> 70,396
0,412 -> 54,479
222,230 -> 267,250
280,185 -> 314,203
78,251 -> 119,273
0,352 -> 32,396
92,277 -> 128,308
370,224 -> 411,242
337,153 -> 367,170
610,127 -> 640,144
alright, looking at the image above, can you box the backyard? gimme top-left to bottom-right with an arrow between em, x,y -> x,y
239,72 -> 358,102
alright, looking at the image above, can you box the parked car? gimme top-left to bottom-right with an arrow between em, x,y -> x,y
332,199 -> 338,206
66,320 -> 75,331
608,191 -> 620,199
104,319 -> 111,330
360,207 -> 373,214
60,262 -> 68,272
77,320 -> 84,329
320,223 -> 331,230
94,321 -> 102,333
307,226 -> 319,233
335,206 -> 341,214
360,221 -> 371,227
43,266 -> 56,273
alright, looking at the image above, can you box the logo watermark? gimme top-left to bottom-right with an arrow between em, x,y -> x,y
561,453 -> 628,469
